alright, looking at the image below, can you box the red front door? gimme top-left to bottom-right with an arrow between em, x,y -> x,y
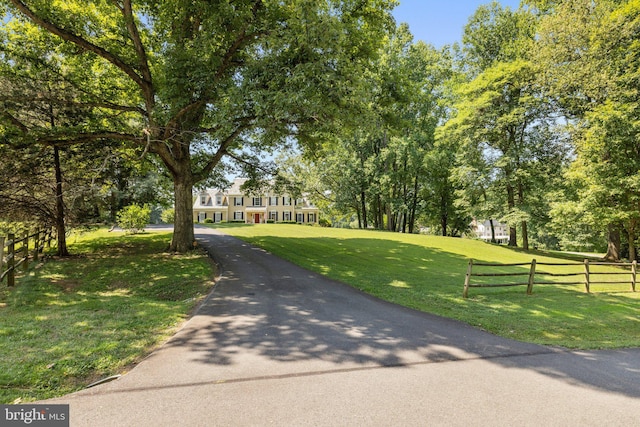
254,214 -> 260,224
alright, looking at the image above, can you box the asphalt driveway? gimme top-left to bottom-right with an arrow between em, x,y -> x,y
46,226 -> 640,426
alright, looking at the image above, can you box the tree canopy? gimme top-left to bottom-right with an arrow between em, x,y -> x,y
1,0 -> 396,251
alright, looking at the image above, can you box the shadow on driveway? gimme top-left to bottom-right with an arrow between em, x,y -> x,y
181,228 -> 640,399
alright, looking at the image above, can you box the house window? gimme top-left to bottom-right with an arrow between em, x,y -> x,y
233,211 -> 244,221
307,213 -> 316,223
198,212 -> 206,222
283,211 -> 291,221
234,197 -> 243,206
216,195 -> 223,205
200,195 -> 208,205
296,198 -> 304,206
296,213 -> 304,223
252,197 -> 262,207
283,196 -> 291,206
269,211 -> 278,221
269,196 -> 278,206
214,212 -> 223,223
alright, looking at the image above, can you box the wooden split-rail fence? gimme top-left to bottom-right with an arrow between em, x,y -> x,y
0,230 -> 55,287
463,258 -> 637,298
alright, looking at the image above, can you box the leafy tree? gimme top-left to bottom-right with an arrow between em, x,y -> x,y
1,0 -> 396,252
445,2 -> 568,249
535,0 -> 640,260
308,24 -> 451,233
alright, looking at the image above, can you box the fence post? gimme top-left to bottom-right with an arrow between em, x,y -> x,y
583,259 -> 590,293
632,260 -> 637,292
22,232 -> 29,271
527,259 -> 537,295
7,233 -> 15,287
33,231 -> 40,262
463,259 -> 474,298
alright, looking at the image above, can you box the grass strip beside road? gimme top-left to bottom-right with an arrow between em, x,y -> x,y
0,229 -> 215,404
210,223 -> 640,350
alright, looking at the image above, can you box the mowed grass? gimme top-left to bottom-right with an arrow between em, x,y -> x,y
0,229 -> 215,404
210,223 -> 640,350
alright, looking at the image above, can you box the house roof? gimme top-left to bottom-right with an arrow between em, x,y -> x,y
227,178 -> 248,195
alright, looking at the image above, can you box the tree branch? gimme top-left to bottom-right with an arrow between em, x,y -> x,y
8,0 -> 149,95
0,110 -> 29,133
39,132 -> 142,146
120,0 -> 155,111
163,0 -> 265,135
193,121 -> 254,183
224,150 -> 276,175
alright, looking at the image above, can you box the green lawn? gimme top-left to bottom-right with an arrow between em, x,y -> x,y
0,229 -> 215,404
209,223 -> 640,350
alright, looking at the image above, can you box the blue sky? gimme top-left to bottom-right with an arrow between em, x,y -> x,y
392,0 -> 522,47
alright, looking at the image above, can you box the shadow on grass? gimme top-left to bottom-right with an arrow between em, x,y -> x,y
0,230 -> 215,403
175,228 -> 640,400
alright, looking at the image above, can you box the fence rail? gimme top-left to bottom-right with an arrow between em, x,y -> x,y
463,258 -> 637,298
1,229 -> 55,287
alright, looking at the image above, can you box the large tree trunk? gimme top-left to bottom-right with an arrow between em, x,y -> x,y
506,182 -> 517,247
170,175 -> 196,252
360,190 -> 367,229
605,224 -> 621,261
440,192 -> 448,236
53,146 -> 69,257
521,220 -> 529,250
489,219 -> 497,244
408,176 -> 418,234
518,181 -> 528,250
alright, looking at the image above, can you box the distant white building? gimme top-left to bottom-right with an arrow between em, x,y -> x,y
471,219 -> 509,244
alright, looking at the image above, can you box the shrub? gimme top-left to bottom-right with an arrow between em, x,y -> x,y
117,204 -> 151,234
203,218 -> 214,223
318,218 -> 331,227
160,208 -> 175,224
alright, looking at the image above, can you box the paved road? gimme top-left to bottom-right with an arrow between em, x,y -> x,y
47,227 -> 640,426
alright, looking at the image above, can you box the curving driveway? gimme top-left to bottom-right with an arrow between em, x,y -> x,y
47,226 -> 640,426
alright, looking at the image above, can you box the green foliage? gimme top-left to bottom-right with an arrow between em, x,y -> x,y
318,218 -> 331,227
301,23 -> 454,234
446,2 -> 570,249
1,0 -> 397,252
160,208 -> 175,224
117,204 -> 151,234
536,0 -> 640,259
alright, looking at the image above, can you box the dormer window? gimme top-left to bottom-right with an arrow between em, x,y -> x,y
200,194 -> 208,205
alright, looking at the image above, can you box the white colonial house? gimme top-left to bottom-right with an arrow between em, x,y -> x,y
193,178 -> 319,225
471,219 -> 510,244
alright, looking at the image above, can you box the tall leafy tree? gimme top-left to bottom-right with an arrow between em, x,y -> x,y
535,0 -> 640,260
1,0 -> 395,251
445,1 -> 567,249
312,24 -> 451,233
